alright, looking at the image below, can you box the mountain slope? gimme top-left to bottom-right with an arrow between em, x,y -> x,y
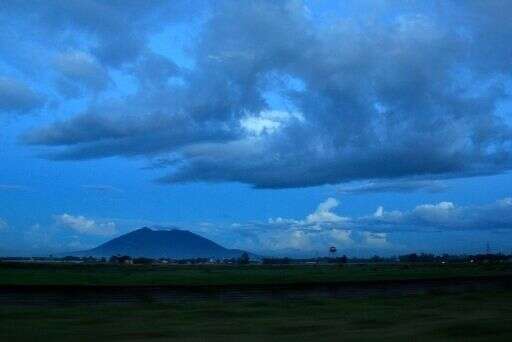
74,227 -> 245,259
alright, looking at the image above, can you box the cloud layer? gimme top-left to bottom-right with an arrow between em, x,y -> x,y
3,1 -> 512,188
10,197 -> 512,255
366,198 -> 512,232
338,180 -> 448,194
226,198 -> 383,253
0,77 -> 44,115
223,196 -> 512,253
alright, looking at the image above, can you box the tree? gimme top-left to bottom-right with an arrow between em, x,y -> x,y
239,252 -> 250,265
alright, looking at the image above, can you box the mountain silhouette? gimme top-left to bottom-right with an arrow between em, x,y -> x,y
73,227 -> 246,259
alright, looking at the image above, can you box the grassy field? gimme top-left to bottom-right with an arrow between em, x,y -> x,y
1,290 -> 512,341
1,262 -> 511,286
2,263 -> 512,341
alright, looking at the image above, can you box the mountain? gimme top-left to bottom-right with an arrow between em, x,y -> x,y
72,227 -> 246,259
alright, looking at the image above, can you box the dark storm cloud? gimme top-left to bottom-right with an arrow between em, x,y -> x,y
131,53 -> 181,90
23,98 -> 238,159
54,51 -> 110,97
19,1 -> 512,188
0,0 -> 198,67
0,77 -> 45,115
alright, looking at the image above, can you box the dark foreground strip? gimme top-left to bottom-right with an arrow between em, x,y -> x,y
1,275 -> 511,306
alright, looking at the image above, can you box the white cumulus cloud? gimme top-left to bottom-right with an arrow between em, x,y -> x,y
364,198 -> 512,231
55,214 -> 117,236
306,197 -> 348,224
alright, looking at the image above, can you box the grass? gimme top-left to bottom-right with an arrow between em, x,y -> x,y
2,263 -> 512,340
0,262 -> 511,286
1,290 -> 512,341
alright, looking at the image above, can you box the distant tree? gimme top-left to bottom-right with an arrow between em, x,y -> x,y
399,253 -> 418,262
133,257 -> 154,265
119,255 -> 132,263
262,257 -> 291,265
470,253 -> 510,263
109,255 -> 131,264
84,256 -> 96,263
109,255 -> 119,263
63,256 -> 81,262
370,255 -> 383,263
239,252 -> 250,265
399,253 -> 436,263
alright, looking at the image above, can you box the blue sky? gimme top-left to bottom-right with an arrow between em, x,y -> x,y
1,0 -> 512,257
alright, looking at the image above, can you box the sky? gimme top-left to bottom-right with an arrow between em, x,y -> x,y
1,0 -> 512,257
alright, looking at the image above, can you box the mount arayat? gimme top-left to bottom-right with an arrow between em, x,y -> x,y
71,227 -> 247,259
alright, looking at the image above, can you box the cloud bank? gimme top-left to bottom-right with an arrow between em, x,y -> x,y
229,198 -> 388,253
13,197 -> 512,255
338,180 -> 448,194
2,1 -> 512,188
223,196 -> 512,253
365,198 -> 512,232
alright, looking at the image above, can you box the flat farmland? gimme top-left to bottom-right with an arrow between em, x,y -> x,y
2,263 -> 512,341
2,290 -> 512,341
1,262 -> 511,286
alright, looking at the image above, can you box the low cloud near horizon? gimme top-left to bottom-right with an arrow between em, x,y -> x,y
203,197 -> 512,254
5,196 -> 512,255
54,213 -> 117,236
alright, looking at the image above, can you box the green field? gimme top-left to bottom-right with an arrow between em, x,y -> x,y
1,290 -> 512,341
2,263 -> 512,341
1,262 -> 511,286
